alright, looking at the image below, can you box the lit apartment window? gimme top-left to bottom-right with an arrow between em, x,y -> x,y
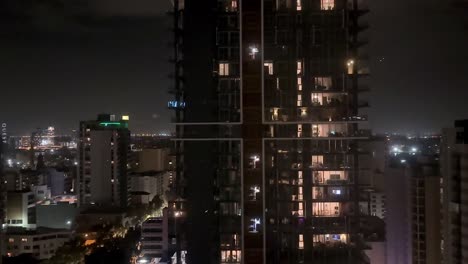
276,78 -> 280,90
297,94 -> 302,106
298,171 -> 303,185
346,60 -> 354,74
21,238 -> 28,242
311,155 -> 324,168
249,218 -> 261,233
219,63 -> 230,76
314,77 -> 332,90
297,60 -> 303,74
300,108 -> 307,116
272,108 -> 279,121
313,234 -> 348,245
231,0 -> 238,11
296,0 -> 302,10
321,0 -> 334,10
297,77 -> 302,91
297,124 -> 302,137
249,45 -> 259,59
249,186 -> 261,201
313,202 -> 340,216
312,124 -> 319,137
264,62 -> 274,75
249,155 -> 260,169
311,93 -> 321,105
298,202 -> 304,216
298,234 -> 304,249
221,250 -> 241,263
298,186 -> 303,201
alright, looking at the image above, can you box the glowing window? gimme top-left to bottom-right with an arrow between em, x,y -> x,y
272,108 -> 279,121
249,155 -> 260,169
297,77 -> 302,91
219,63 -> 230,76
313,202 -> 340,216
321,0 -> 334,10
221,250 -> 241,263
314,77 -> 332,90
264,62 -> 274,75
297,60 -> 303,75
299,234 -> 304,249
332,189 -> 342,195
346,60 -> 354,74
311,155 -> 324,168
249,218 -> 261,233
249,45 -> 259,59
231,0 -> 238,11
296,0 -> 302,10
250,186 -> 261,201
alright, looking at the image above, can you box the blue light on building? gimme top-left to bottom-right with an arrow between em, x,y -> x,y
168,101 -> 186,109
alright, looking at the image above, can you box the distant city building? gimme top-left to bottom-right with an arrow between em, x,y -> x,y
385,155 -> 442,264
1,122 -> 7,145
44,168 -> 65,196
77,114 -> 130,208
131,148 -> 172,204
4,227 -> 72,260
369,192 -> 386,220
31,185 -> 51,202
441,120 -> 468,264
409,157 -> 441,264
4,169 -> 21,191
136,148 -> 170,172
5,190 -> 36,229
140,211 -> 169,262
385,159 -> 412,264
130,172 -> 169,205
364,241 -> 386,264
36,200 -> 77,230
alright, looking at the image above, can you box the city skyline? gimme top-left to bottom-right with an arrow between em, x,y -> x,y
1,0 -> 468,135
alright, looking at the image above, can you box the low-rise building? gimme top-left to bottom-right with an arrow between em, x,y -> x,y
5,190 -> 36,229
36,201 -> 78,230
141,211 -> 168,261
4,227 -> 72,260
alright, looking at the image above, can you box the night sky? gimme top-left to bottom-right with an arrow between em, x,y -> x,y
0,0 -> 467,135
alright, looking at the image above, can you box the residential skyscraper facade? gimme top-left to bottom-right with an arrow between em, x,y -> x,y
170,0 -> 369,263
441,120 -> 468,264
77,114 -> 130,208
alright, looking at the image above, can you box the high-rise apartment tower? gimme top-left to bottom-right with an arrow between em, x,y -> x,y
169,0 -> 369,263
77,114 -> 130,208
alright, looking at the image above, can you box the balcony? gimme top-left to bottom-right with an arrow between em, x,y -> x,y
218,0 -> 239,13
310,163 -> 353,170
347,0 -> 370,16
313,187 -> 349,201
